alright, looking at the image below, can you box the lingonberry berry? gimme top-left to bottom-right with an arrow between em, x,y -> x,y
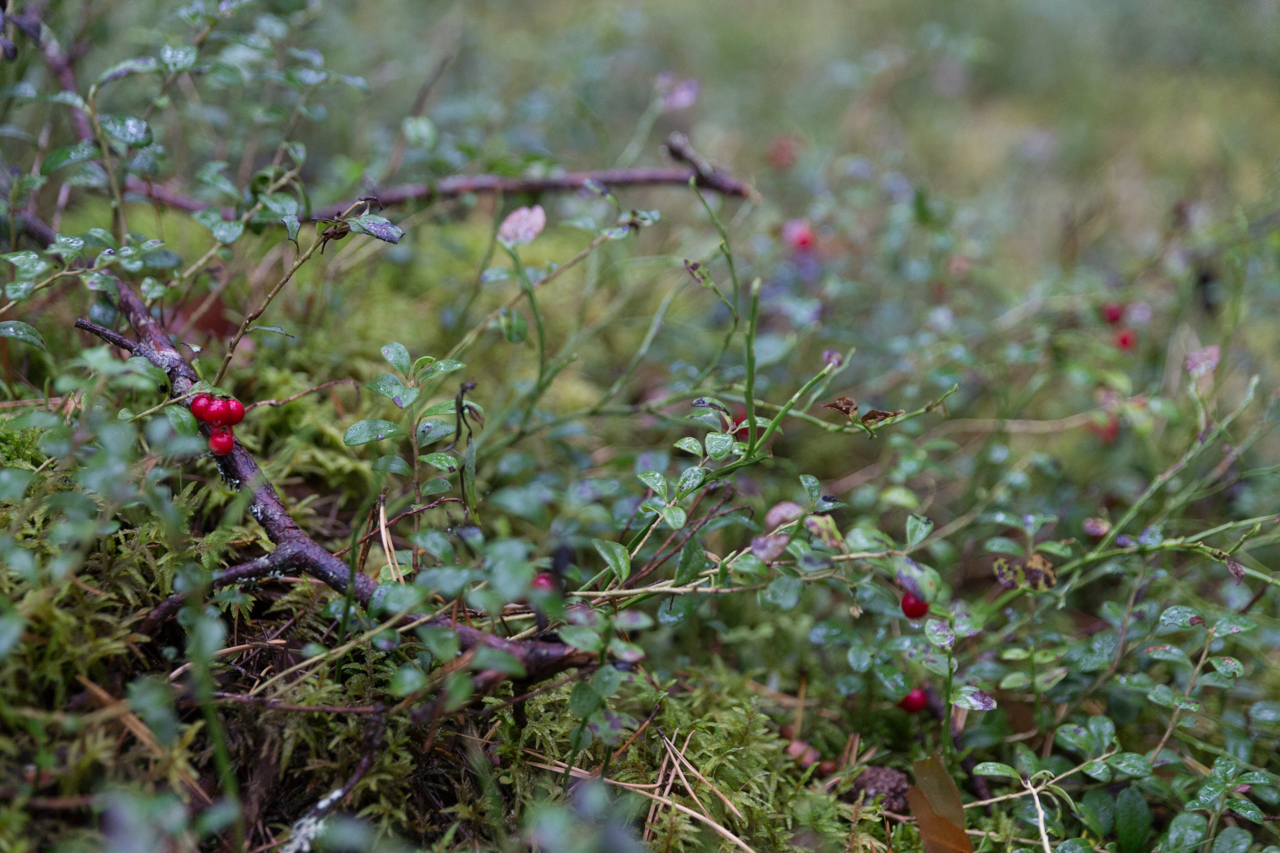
208,428 -> 234,456
898,688 -> 927,714
205,398 -> 232,427
1115,327 -> 1137,351
1101,302 -> 1125,325
531,572 -> 555,592
225,398 -> 245,426
900,591 -> 929,620
190,393 -> 213,423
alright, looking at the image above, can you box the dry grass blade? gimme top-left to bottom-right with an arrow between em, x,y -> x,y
662,732 -> 745,821
662,734 -> 710,816
76,676 -> 212,806
525,757 -> 759,853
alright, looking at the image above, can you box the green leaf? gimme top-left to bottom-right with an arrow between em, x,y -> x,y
1082,789 -> 1115,836
1115,787 -> 1152,853
499,307 -> 527,343
924,619 -> 954,650
343,419 -> 405,446
1210,656 -> 1244,677
799,474 -> 821,505
99,114 -> 153,146
674,437 -> 703,455
973,762 -> 1020,780
160,44 -> 198,73
1212,827 -> 1253,853
704,432 -> 734,461
1213,614 -> 1257,635
592,538 -> 631,583
0,468 -> 35,502
762,575 -> 802,610
0,321 -> 45,351
282,214 -> 300,243
371,455 -> 412,475
559,625 -> 603,654
97,57 -> 158,85
40,141 -> 98,176
0,612 -> 25,660
660,505 -> 687,529
906,514 -> 934,547
194,208 -> 244,244
999,672 -> 1031,689
637,470 -> 667,500
592,665 -> 623,698
951,686 -> 996,711
983,536 -> 1023,555
676,466 -> 706,497
1145,644 -> 1191,666
569,681 -> 601,717
1055,723 -> 1096,757
1227,798 -> 1265,823
381,342 -> 411,374
346,213 -> 403,244
389,665 -> 426,697
368,373 -> 419,408
1157,605 -> 1203,634
675,542 -> 708,585
165,405 -> 199,437
419,452 -> 457,472
1109,752 -> 1152,778
419,359 -> 465,380
470,646 -> 526,677
422,477 -> 451,495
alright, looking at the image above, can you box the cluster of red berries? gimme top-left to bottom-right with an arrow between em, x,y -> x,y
1101,302 -> 1137,351
895,592 -> 931,713
190,393 -> 245,456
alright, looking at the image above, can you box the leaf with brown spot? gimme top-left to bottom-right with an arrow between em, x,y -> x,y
823,396 -> 858,417
804,514 -> 843,548
861,408 -> 905,425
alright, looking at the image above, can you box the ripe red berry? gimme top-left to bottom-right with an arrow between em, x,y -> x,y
817,759 -> 839,777
1115,327 -> 1137,351
208,429 -> 234,456
531,572 -> 555,592
190,394 -> 213,423
205,398 -> 231,427
898,688 -> 928,714
900,592 -> 929,620
1101,302 -> 1125,325
225,398 -> 245,426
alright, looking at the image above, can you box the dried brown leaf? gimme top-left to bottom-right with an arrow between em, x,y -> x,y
823,396 -> 858,417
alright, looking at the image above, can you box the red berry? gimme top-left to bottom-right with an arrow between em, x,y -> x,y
898,688 -> 928,714
225,398 -> 245,426
205,398 -> 231,427
190,394 -> 213,423
208,429 -> 234,456
1101,302 -> 1125,325
531,572 -> 555,592
900,592 -> 929,620
1114,327 -> 1137,351
782,218 -> 814,252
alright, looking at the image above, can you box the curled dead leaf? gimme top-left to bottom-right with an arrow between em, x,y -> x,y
823,396 -> 858,417
861,408 -> 905,425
